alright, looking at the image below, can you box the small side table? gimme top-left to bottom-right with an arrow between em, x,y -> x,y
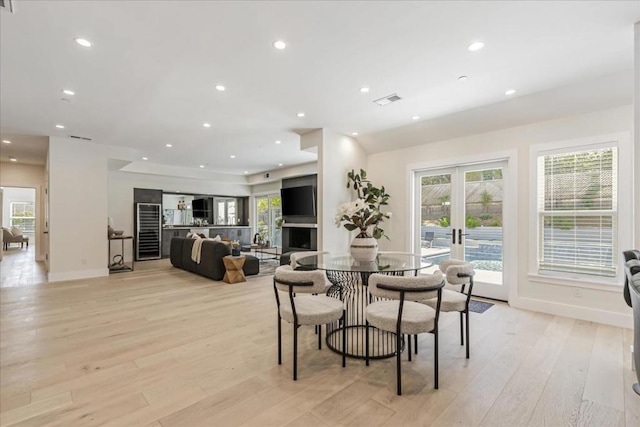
108,235 -> 134,274
223,255 -> 246,284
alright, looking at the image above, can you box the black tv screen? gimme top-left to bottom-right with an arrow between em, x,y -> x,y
281,186 -> 316,216
192,198 -> 207,218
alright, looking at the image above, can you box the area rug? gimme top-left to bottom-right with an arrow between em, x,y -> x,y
469,299 -> 494,313
255,259 -> 279,277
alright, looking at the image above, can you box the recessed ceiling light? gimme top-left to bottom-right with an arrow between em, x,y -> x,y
360,87 -> 370,93
9,157 -> 17,162
2,140 -> 10,144
273,40 -> 287,50
142,157 -> 148,160
166,144 -> 172,148
55,124 -> 65,129
275,140 -> 281,144
352,132 -> 358,136
278,163 -> 283,167
412,116 -> 420,120
244,171 -> 249,174
199,165 -> 205,168
458,75 -> 469,81
467,41 -> 485,51
62,89 -> 75,95
230,155 -> 236,159
505,89 -> 516,95
297,112 -> 305,118
215,85 -> 225,91
203,123 -> 211,128
74,38 -> 93,48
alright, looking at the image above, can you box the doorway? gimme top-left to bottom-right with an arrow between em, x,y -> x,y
415,160 -> 510,301
1,186 -> 45,287
255,194 -> 282,248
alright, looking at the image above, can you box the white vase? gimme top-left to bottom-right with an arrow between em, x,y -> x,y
350,234 -> 378,262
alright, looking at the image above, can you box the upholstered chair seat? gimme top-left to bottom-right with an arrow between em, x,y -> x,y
273,265 -> 346,380
420,259 -> 475,359
365,271 -> 444,395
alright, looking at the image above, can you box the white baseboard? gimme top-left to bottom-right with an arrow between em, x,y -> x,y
47,268 -> 109,283
511,296 -> 633,329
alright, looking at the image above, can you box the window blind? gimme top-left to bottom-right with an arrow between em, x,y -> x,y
537,147 -> 617,277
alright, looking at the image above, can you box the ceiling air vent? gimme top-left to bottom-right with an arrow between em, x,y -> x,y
0,0 -> 14,13
69,135 -> 93,141
373,93 -> 402,106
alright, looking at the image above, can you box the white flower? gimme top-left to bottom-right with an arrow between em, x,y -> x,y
386,212 -> 392,218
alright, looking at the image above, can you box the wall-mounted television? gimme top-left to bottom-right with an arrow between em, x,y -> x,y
281,185 -> 316,216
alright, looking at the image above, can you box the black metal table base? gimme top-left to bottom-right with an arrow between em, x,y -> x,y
325,270 -> 406,359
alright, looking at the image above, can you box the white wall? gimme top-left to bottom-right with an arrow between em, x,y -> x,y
314,129 -> 368,253
367,105 -> 634,328
48,137 -> 109,281
0,162 -> 46,261
634,22 -> 640,247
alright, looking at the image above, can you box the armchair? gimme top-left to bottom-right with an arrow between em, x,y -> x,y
2,227 -> 28,250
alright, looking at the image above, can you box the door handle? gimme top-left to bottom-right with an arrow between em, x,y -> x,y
458,229 -> 469,243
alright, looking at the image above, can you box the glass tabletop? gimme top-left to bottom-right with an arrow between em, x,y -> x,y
296,252 -> 432,273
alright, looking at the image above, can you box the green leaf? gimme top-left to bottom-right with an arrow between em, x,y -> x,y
343,224 -> 358,231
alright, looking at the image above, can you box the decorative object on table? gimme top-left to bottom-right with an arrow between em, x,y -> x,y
231,240 -> 241,256
335,168 -> 391,262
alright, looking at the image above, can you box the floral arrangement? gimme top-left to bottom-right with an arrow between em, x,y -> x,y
335,169 -> 391,239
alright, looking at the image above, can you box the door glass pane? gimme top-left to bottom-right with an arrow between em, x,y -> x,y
270,196 -> 282,247
464,168 -> 503,285
420,173 -> 452,271
256,197 -> 269,244
226,200 -> 236,225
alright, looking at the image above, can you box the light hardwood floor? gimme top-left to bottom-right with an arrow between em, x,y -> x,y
0,259 -> 638,426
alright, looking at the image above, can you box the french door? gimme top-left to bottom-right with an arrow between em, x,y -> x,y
415,161 -> 509,301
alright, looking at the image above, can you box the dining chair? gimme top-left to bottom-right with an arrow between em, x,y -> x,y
421,259 -> 475,358
273,265 -> 346,380
365,271 -> 444,395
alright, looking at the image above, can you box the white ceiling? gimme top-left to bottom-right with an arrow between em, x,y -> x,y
0,134 -> 48,165
1,1 -> 638,174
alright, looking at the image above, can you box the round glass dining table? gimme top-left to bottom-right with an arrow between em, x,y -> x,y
296,252 -> 433,359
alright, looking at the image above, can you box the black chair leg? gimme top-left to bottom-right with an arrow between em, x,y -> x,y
342,313 -> 346,368
465,310 -> 470,359
460,312 -> 464,346
396,329 -> 402,395
434,329 -> 439,389
414,334 -> 418,355
318,324 -> 322,350
408,334 -> 412,361
293,323 -> 298,381
277,316 -> 282,365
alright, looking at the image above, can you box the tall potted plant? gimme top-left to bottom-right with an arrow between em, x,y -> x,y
335,169 -> 391,261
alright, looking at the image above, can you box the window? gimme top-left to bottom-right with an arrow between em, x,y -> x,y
536,146 -> 617,278
10,201 -> 36,233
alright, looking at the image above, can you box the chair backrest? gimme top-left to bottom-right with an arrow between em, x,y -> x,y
274,265 -> 327,294
424,231 -> 434,241
623,250 -> 640,307
368,271 -> 444,301
438,259 -> 474,285
2,227 -> 12,239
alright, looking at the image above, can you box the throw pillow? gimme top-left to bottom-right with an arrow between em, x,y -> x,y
10,227 -> 22,237
212,235 -> 222,242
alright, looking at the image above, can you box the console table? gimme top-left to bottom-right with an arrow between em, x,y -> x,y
108,235 -> 134,273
